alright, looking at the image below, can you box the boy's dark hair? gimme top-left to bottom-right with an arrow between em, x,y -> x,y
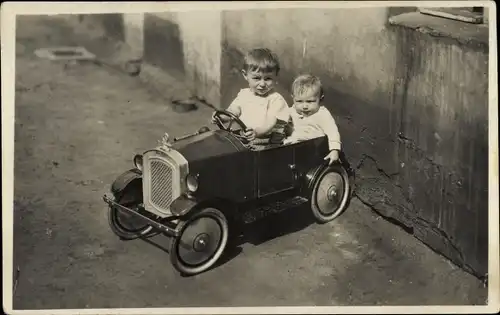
243,48 -> 280,75
291,74 -> 324,98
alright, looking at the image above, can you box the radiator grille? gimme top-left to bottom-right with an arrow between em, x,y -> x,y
149,159 -> 175,210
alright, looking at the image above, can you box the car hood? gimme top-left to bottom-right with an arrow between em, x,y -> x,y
172,130 -> 245,165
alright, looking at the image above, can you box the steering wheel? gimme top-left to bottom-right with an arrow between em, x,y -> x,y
212,110 -> 248,134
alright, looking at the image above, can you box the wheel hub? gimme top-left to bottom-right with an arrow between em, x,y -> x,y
193,233 -> 210,252
177,216 -> 223,266
316,172 -> 345,215
327,186 -> 338,201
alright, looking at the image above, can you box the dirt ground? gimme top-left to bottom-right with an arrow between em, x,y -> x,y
9,15 -> 488,310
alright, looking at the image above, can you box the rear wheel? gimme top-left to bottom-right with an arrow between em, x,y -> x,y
108,190 -> 153,240
310,164 -> 351,223
170,208 -> 229,275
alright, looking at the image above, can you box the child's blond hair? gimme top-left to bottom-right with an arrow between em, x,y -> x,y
291,74 -> 324,99
243,48 -> 280,75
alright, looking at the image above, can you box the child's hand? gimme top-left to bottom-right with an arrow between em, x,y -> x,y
324,150 -> 340,165
242,128 -> 256,141
210,112 -> 218,124
283,137 -> 298,145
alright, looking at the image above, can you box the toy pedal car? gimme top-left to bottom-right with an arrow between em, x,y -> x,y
103,110 -> 354,276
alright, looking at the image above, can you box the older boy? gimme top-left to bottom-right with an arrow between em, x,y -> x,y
212,48 -> 289,141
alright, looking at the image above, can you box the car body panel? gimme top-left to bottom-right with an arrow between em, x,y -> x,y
255,144 -> 296,197
111,124 -> 336,220
174,130 -> 255,203
172,128 -> 331,205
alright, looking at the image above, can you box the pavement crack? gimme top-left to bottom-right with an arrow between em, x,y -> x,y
354,153 -> 400,180
353,191 -> 414,234
353,189 -> 484,282
351,144 -> 478,280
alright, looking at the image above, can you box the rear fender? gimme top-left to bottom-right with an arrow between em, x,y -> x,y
301,150 -> 355,197
110,168 -> 142,202
300,163 -> 328,197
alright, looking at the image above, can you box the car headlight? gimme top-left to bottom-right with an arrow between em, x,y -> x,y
186,173 -> 199,193
133,154 -> 143,171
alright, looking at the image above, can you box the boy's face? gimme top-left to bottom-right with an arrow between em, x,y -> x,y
292,88 -> 322,117
242,69 -> 277,97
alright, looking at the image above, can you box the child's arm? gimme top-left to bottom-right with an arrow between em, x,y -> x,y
226,99 -> 242,117
253,96 -> 290,137
253,116 -> 277,137
319,108 -> 342,164
212,94 -> 242,123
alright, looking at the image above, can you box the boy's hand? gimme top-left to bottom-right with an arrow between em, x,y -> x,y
210,112 -> 218,124
242,128 -> 256,141
324,150 -> 340,165
283,137 -> 298,145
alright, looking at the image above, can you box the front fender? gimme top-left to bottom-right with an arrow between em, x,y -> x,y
170,194 -> 199,217
110,168 -> 142,200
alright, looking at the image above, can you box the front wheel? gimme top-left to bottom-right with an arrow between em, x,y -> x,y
310,164 -> 351,223
108,191 -> 153,240
170,208 -> 229,276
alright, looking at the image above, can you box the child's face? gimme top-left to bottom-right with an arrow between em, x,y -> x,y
242,69 -> 277,97
293,88 -> 322,117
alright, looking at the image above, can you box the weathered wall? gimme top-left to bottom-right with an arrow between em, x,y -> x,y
142,12 -> 221,105
78,12 -> 222,106
221,8 -> 489,277
389,15 -> 489,277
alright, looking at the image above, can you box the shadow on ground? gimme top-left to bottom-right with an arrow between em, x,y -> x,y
136,203 -> 317,275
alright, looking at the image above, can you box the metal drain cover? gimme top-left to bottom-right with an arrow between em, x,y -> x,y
34,46 -> 96,61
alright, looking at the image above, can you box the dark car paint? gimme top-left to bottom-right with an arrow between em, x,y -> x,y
174,128 -> 331,205
111,128 -> 340,218
174,130 -> 255,203
173,130 -> 246,162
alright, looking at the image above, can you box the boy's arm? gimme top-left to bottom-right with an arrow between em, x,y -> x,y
253,96 -> 289,137
254,116 -> 277,136
318,108 -> 342,152
216,93 -> 242,123
226,98 -> 241,117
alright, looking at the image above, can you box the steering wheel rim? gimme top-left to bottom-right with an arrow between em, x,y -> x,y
213,110 -> 248,133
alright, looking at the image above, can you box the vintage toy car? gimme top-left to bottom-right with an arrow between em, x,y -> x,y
103,110 -> 354,275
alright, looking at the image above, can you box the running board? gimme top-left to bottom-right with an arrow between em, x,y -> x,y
242,196 -> 309,224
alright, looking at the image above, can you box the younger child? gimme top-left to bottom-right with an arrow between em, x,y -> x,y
212,48 -> 289,141
284,74 -> 342,165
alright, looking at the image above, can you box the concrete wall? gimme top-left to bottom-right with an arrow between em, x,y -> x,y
82,12 -> 221,106
71,8 -> 489,278
221,8 -> 489,277
141,12 -> 221,105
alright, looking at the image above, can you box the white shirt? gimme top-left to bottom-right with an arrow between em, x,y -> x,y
286,106 -> 342,151
227,88 -> 289,131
